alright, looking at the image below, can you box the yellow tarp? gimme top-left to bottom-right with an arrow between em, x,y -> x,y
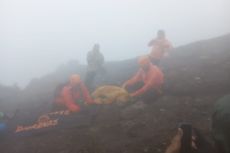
92,85 -> 130,105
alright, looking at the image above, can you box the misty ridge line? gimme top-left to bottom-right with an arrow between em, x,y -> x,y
1,33 -> 230,89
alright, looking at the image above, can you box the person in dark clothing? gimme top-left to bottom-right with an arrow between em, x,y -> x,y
85,44 -> 105,90
212,95 -> 230,153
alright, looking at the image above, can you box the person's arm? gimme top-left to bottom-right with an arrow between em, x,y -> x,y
131,76 -> 155,97
148,39 -> 156,47
80,82 -> 94,104
163,40 -> 173,56
122,71 -> 142,89
97,53 -> 104,66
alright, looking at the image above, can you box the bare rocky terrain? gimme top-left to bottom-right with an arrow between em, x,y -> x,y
0,34 -> 230,153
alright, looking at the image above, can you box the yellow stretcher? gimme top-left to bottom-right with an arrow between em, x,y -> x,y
92,85 -> 130,105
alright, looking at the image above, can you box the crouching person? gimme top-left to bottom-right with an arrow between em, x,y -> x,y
54,74 -> 94,112
122,56 -> 164,100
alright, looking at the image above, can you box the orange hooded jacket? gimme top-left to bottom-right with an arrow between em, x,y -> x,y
149,38 -> 172,60
125,63 -> 164,97
55,81 -> 93,112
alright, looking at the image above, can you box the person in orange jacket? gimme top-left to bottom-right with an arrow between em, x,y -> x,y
148,30 -> 173,65
54,74 -> 94,112
122,56 -> 164,97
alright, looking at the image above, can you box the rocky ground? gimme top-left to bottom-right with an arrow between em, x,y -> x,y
0,94 -> 223,153
0,34 -> 230,153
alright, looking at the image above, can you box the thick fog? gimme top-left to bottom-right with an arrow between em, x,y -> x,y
0,0 -> 229,87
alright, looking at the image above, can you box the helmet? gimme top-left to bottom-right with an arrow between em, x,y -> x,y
69,74 -> 81,86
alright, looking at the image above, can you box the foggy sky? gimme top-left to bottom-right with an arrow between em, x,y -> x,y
0,0 -> 230,87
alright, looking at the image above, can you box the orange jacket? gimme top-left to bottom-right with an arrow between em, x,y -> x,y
55,81 -> 93,112
149,38 -> 172,60
125,64 -> 164,97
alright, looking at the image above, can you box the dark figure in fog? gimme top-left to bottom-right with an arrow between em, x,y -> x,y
85,44 -> 105,90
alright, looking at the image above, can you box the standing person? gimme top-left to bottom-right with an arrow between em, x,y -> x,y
122,56 -> 164,98
148,30 -> 173,65
54,74 -> 94,112
85,44 -> 105,90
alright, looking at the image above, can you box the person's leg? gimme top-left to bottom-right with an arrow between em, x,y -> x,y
66,102 -> 80,112
85,71 -> 96,90
97,66 -> 107,83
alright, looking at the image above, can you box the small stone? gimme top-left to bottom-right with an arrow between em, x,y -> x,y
201,112 -> 207,115
144,147 -> 149,152
157,148 -> 162,152
160,109 -> 166,112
